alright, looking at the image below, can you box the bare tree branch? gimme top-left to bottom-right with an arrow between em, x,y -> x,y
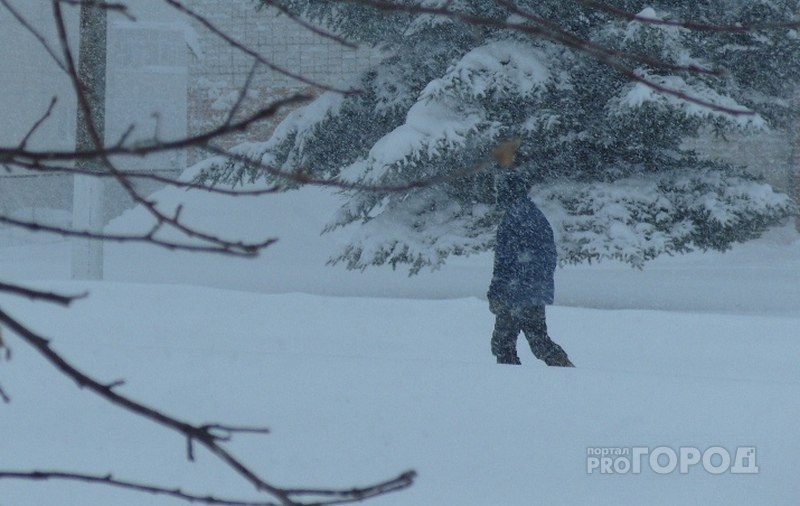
0,0 -> 69,73
282,470 -> 417,506
160,0 -> 359,95
260,0 -> 359,49
0,94 -> 313,163
0,471 -> 281,506
0,308 -> 416,506
8,161 -> 285,196
17,97 -> 59,150
0,215 -> 278,257
225,61 -> 262,127
0,281 -> 86,306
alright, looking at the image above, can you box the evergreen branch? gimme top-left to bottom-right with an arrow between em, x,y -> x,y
345,0 -> 754,115
199,137 -> 520,193
572,0 -> 800,33
495,0 -> 730,77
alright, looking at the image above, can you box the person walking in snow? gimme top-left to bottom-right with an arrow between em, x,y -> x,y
487,172 -> 574,367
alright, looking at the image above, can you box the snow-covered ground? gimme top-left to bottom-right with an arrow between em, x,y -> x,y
1,184 -> 799,505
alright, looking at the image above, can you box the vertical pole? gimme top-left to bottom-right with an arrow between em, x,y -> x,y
71,2 -> 107,280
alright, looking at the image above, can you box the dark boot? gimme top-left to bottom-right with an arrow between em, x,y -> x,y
491,308 -> 522,365
543,349 -> 574,367
496,352 -> 522,365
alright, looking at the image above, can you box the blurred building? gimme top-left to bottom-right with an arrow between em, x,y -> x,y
0,0 -> 376,231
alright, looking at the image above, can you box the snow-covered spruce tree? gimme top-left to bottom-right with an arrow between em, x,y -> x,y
200,1 -> 798,272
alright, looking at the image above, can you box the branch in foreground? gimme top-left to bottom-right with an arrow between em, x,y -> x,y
161,0 -> 357,95
0,281 -> 86,306
0,469 -> 416,506
0,471 -> 280,506
0,308 -> 416,505
0,94 -> 314,164
0,0 -> 68,73
0,215 -> 278,258
9,161 -> 285,197
283,470 -> 417,505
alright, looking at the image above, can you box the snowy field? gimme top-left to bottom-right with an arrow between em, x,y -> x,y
1,184 -> 799,505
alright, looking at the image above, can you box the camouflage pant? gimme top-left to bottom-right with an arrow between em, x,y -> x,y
490,304 -> 567,364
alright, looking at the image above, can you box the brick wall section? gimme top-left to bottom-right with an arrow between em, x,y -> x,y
185,0 -> 380,166
683,130 -> 794,190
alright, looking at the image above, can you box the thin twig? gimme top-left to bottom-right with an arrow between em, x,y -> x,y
282,471 -> 416,505
0,0 -> 68,72
261,0 -> 358,49
161,0 -> 359,94
0,94 -> 314,163
225,61 -> 261,127
10,161 -> 285,196
0,282 -> 86,306
0,471 -> 280,506
0,308 -> 294,504
18,97 -> 59,150
0,215 -> 278,257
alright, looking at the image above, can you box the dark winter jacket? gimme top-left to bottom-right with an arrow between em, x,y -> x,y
488,196 -> 557,309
